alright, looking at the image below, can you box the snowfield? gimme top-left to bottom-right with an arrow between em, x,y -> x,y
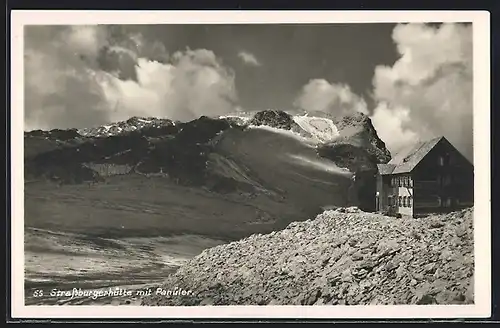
245,115 -> 340,146
246,124 -> 317,147
293,115 -> 340,143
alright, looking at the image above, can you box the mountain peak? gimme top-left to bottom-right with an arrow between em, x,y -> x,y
77,116 -> 176,138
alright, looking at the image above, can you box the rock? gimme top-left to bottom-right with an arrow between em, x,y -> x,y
200,298 -> 214,306
352,251 -> 364,261
143,208 -> 474,306
416,293 -> 437,305
249,110 -> 301,131
429,220 -> 445,229
466,278 -> 474,303
424,263 -> 437,274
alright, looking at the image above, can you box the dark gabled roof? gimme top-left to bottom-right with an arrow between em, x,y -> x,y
376,163 -> 396,175
378,136 -> 444,175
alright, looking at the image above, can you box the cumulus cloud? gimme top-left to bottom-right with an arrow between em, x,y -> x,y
370,103 -> 419,152
24,25 -> 238,130
102,48 -> 238,123
24,26 -> 110,131
293,79 -> 369,116
238,51 -> 261,67
370,23 -> 473,160
294,23 -> 473,161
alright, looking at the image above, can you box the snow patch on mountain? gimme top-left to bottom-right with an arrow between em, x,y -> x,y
287,153 -> 352,176
247,124 -> 317,147
77,116 -> 174,138
245,114 -> 340,146
219,114 -> 253,124
292,115 -> 340,143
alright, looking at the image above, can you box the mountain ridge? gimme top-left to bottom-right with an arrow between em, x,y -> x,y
24,109 -> 391,180
24,109 -> 392,240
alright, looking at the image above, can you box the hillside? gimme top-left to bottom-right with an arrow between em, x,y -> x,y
24,110 -> 391,240
24,110 -> 395,303
143,207 -> 474,306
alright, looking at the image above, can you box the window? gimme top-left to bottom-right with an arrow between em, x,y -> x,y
403,196 -> 407,207
438,156 -> 444,166
409,177 -> 413,187
408,196 -> 413,207
437,196 -> 442,207
398,196 -> 402,207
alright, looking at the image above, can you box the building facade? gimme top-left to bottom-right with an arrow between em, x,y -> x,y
376,136 -> 474,218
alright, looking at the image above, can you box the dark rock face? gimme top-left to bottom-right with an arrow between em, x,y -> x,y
136,116 -> 240,186
25,116 -> 242,186
330,112 -> 391,164
25,128 -> 82,141
249,110 -> 301,131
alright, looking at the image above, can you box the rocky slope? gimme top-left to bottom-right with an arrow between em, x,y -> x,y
143,207 -> 474,306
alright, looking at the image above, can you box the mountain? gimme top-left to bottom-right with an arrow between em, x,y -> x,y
24,110 -> 391,241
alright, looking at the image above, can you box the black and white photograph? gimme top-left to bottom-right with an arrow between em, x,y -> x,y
10,10 -> 490,319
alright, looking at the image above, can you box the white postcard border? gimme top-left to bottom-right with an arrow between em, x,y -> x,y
10,10 -> 491,319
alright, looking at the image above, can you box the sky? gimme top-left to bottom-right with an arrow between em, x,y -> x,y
24,23 -> 473,160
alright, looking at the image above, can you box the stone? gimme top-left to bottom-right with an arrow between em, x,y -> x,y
352,251 -> 364,261
142,208 -> 474,307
